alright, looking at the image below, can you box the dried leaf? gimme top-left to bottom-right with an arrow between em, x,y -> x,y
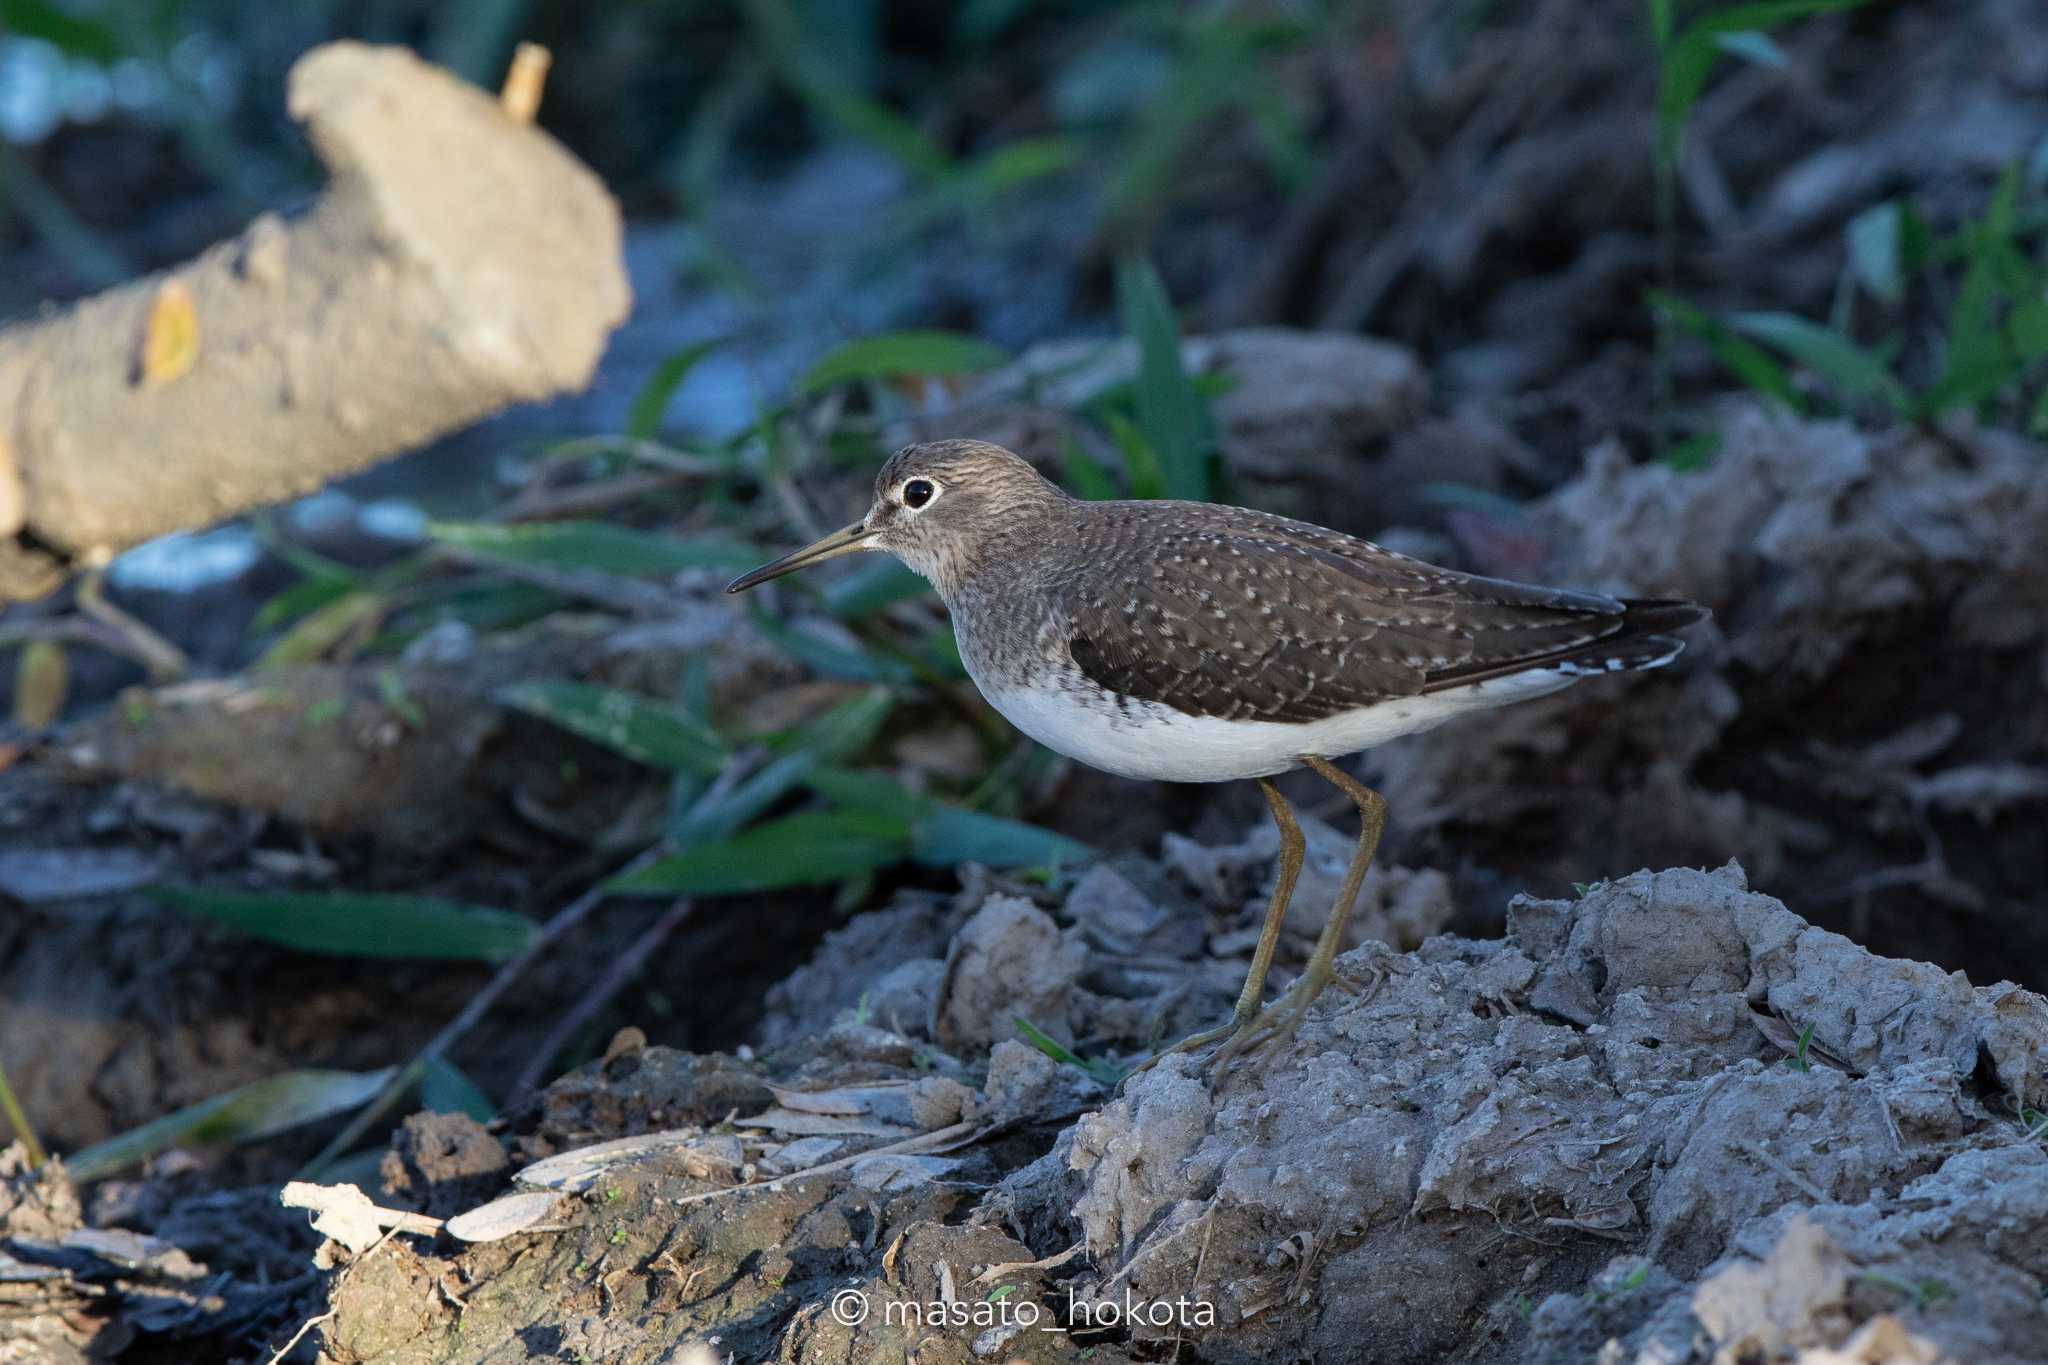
445,1190 -> 560,1243
137,280 -> 200,388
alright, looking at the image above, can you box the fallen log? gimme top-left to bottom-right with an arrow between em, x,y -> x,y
0,41 -> 630,602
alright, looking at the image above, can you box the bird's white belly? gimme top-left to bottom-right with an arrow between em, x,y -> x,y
971,666 -> 1581,783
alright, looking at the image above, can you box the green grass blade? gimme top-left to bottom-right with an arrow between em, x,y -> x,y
1115,255 -> 1214,501
1649,290 -> 1806,411
670,689 -> 894,848
250,571 -> 360,635
911,807 -> 1091,871
420,1058 -> 497,1122
154,888 -> 538,961
429,521 -> 757,577
608,810 -> 911,896
254,590 -> 386,670
1731,311 -> 1910,413
66,1067 -> 397,1181
823,560 -> 930,618
799,330 -> 1010,394
628,338 -> 723,439
749,611 -> 915,683
498,680 -> 729,776
1060,437 -> 1121,501
1103,410 -> 1169,501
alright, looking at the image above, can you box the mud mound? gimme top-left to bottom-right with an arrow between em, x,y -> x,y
215,855 -> 2047,1364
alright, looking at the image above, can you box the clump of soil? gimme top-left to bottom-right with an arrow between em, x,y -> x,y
211,853 -> 2045,1364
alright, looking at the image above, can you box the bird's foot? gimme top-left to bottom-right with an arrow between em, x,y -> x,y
1206,963 -> 1333,1077
1126,964 -> 1346,1091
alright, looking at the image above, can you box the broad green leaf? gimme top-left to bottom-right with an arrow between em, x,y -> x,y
807,765 -> 1088,870
804,764 -> 929,816
824,559 -> 930,618
251,571 -> 359,634
749,611 -> 914,682
1650,291 -> 1805,411
381,582 -> 564,643
628,339 -> 723,439
1060,438 -> 1121,501
255,590 -> 386,669
1731,311 -> 1909,412
609,810 -> 911,896
799,331 -> 1010,394
1104,411 -> 1169,501
429,521 -> 756,577
420,1058 -> 497,1123
1115,256 -> 1214,501
67,1067 -> 397,1181
912,807 -> 1089,871
672,689 -> 894,847
770,687 -> 897,759
154,887 -> 537,961
498,680 -> 729,775
1846,201 -> 1905,305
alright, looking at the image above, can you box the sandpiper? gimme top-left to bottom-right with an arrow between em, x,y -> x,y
729,440 -> 1706,1069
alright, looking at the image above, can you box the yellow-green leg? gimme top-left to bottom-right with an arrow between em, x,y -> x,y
1125,777 -> 1305,1081
1211,754 -> 1387,1073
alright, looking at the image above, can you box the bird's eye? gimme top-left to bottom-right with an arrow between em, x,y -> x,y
901,478 -> 937,510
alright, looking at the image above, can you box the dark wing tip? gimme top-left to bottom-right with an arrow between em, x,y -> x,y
1617,598 -> 1711,633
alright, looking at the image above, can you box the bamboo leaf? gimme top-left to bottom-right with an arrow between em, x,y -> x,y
420,1058 -> 497,1123
1649,291 -> 1806,411
609,810 -> 911,896
1060,437 -> 1121,501
628,338 -> 723,439
67,1068 -> 396,1181
912,807 -> 1090,871
749,611 -> 914,682
1731,311 -> 1910,412
1115,256 -> 1214,500
498,680 -> 729,775
671,689 -> 894,847
429,521 -> 756,577
255,590 -> 387,670
823,559 -> 929,618
251,572 -> 359,634
153,887 -> 537,961
799,331 -> 1010,394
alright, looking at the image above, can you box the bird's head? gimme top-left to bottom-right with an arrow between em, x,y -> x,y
726,440 -> 1069,597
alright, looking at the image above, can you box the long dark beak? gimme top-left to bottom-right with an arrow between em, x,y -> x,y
725,520 -> 876,593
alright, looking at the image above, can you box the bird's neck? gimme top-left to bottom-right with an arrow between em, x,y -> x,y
918,502 -> 1067,607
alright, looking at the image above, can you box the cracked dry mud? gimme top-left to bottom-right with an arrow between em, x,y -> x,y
289,860 -> 2048,1364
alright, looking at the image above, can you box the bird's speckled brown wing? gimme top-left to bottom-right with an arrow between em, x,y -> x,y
1057,501 -> 1701,724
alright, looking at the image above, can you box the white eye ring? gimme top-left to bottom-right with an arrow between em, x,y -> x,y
898,477 -> 941,511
